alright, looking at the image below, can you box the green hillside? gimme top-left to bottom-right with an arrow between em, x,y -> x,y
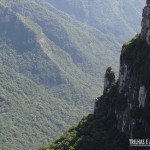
0,1 -> 119,149
38,85 -> 129,150
0,65 -> 76,149
0,0 -> 144,150
45,0 -> 144,43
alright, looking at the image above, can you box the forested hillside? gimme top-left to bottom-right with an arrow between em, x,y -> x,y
0,0 -> 144,149
46,0 -> 144,43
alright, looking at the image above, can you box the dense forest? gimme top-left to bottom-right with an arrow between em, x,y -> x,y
0,0 -> 144,149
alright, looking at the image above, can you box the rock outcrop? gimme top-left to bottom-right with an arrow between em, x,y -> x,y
116,1 -> 150,138
141,0 -> 150,45
118,63 -> 128,93
94,67 -> 115,113
104,67 -> 115,91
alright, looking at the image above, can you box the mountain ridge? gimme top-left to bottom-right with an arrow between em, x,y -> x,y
45,0 -> 144,43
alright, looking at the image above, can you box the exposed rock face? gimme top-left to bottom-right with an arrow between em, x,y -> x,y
147,0 -> 150,6
95,44 -> 150,139
95,47 -> 150,138
94,97 -> 101,113
94,0 -> 150,139
115,1 -> 150,138
95,67 -> 115,113
138,86 -> 147,108
117,55 -> 150,137
104,67 -> 115,91
118,63 -> 128,93
141,0 -> 150,45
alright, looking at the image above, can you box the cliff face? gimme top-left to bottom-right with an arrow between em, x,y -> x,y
141,0 -> 150,45
115,0 -> 150,138
116,34 -> 150,139
96,34 -> 150,139
102,0 -> 150,139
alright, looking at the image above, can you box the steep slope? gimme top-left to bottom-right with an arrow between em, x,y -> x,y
0,5 -> 88,150
39,86 -> 129,150
40,35 -> 150,150
40,2 -> 150,150
0,0 -> 121,92
0,65 -> 78,150
39,34 -> 150,150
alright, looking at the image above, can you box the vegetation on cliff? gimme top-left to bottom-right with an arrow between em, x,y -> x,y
39,35 -> 150,150
122,34 -> 150,87
39,85 -> 129,150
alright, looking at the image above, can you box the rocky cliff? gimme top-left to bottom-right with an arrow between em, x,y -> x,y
116,34 -> 150,139
101,0 -> 150,139
116,0 -> 150,139
39,1 -> 150,150
141,0 -> 150,45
